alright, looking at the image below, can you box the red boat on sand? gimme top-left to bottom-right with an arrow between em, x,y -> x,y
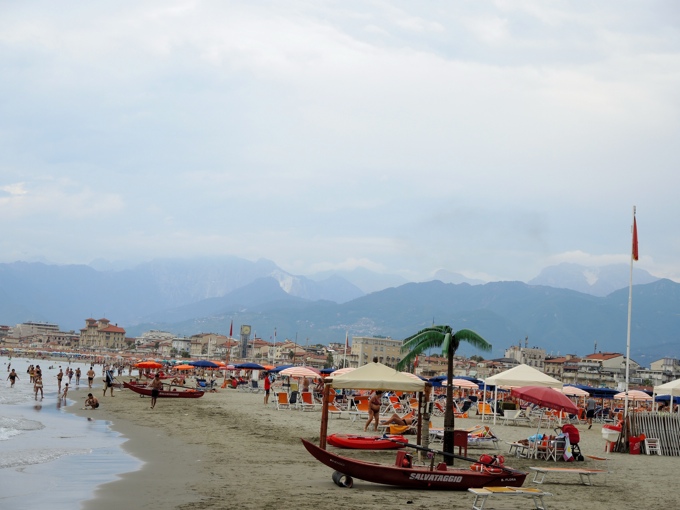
123,381 -> 205,399
327,434 -> 407,450
301,438 -> 527,490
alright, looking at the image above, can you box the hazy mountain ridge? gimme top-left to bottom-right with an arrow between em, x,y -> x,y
1,258 -> 677,363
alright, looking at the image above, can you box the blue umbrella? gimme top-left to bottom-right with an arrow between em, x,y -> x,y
233,362 -> 266,370
189,360 -> 220,368
269,364 -> 295,373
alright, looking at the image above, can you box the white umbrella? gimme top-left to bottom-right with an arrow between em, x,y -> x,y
441,378 -> 480,389
279,366 -> 321,379
614,390 -> 652,401
330,367 -> 355,376
558,386 -> 590,397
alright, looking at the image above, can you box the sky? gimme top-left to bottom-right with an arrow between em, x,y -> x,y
1,1 -> 679,284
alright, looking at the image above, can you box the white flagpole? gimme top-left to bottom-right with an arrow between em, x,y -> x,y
624,206 -> 636,418
343,331 -> 348,368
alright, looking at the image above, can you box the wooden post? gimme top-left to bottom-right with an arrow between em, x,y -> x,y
319,381 -> 331,449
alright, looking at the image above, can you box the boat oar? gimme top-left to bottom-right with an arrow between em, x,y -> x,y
383,436 -> 522,475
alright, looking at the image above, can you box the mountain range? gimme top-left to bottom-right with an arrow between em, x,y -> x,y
0,257 -> 675,365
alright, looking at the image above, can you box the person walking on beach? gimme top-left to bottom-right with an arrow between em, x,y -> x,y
149,373 -> 163,409
364,390 -> 383,432
87,366 -> 95,388
56,367 -> 64,393
67,367 -> 74,385
84,393 -> 99,409
75,367 -> 81,386
586,396 -> 596,429
34,375 -> 44,400
7,368 -> 19,387
103,366 -> 115,397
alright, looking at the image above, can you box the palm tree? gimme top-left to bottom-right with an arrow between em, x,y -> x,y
397,325 -> 492,465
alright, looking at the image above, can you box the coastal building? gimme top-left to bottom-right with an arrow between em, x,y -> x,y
505,339 -> 546,370
351,335 -> 402,368
78,318 -> 126,350
188,333 -> 228,358
544,355 -> 580,381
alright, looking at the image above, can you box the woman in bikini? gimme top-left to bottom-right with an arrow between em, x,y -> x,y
364,390 -> 383,432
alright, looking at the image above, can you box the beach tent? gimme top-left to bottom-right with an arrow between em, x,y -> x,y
653,378 -> 680,412
318,362 -> 427,448
483,364 -> 563,424
329,361 -> 426,392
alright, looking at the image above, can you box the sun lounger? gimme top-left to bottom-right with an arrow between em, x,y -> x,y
468,486 -> 552,510
529,467 -> 607,486
300,391 -> 322,411
348,400 -> 370,422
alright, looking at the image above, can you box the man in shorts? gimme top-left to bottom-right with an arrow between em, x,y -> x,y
84,393 -> 99,409
87,366 -> 95,388
103,366 -> 115,397
149,373 -> 163,409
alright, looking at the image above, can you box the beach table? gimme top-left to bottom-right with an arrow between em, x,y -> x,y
468,486 -> 552,510
529,466 -> 607,486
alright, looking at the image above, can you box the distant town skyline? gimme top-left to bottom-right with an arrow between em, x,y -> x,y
2,2 -> 679,284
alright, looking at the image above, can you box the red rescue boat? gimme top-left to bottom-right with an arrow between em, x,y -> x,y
327,434 -> 407,450
123,381 -> 205,399
301,438 -> 526,490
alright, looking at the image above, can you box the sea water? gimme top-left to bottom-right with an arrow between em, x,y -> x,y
0,355 -> 141,509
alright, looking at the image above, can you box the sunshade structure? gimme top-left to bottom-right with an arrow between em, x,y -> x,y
560,385 -> 590,397
319,362 -> 428,448
268,364 -> 295,373
189,360 -> 220,368
329,367 -> 355,376
174,364 -> 195,371
440,378 -> 480,389
233,362 -> 266,370
483,364 -> 563,424
330,362 -> 426,392
279,366 -> 320,379
135,361 -> 163,369
511,386 -> 579,415
614,390 -> 652,401
653,378 -> 680,411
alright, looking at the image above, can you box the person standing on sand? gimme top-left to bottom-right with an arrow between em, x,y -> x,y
364,390 -> 383,432
586,396 -> 596,429
7,368 -> 19,387
149,373 -> 163,409
263,372 -> 272,405
87,366 -> 95,388
103,366 -> 115,397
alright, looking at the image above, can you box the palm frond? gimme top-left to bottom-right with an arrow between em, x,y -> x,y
453,329 -> 493,352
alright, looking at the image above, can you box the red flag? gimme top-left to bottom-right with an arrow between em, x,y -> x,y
632,216 -> 639,261
229,320 -> 233,337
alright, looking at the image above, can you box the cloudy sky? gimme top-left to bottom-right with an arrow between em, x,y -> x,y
1,1 -> 678,283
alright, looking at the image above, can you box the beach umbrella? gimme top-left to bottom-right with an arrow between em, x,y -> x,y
175,364 -> 195,371
614,390 -> 652,401
135,361 -> 163,369
440,378 -> 480,389
330,367 -> 355,376
559,385 -> 590,397
269,364 -> 295,373
512,386 -> 579,414
279,366 -> 321,379
189,360 -> 220,368
234,362 -> 266,370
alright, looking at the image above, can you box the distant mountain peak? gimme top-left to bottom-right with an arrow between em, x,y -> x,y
529,262 -> 659,296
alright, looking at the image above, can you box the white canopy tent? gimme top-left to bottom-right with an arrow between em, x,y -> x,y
483,364 -> 563,424
653,378 -> 680,412
329,361 -> 425,392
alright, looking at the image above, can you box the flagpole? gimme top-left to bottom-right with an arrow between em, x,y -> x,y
343,331 -> 348,368
624,205 -> 636,418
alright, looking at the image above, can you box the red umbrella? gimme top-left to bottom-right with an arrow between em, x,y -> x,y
511,386 -> 579,415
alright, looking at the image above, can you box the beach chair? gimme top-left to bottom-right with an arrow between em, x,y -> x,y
275,392 -> 290,410
300,391 -> 322,411
328,398 -> 344,418
387,395 -> 407,414
432,400 -> 446,417
476,402 -> 498,417
349,400 -> 370,422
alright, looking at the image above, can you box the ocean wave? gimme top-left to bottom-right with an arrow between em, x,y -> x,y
0,417 -> 44,441
0,447 -> 92,469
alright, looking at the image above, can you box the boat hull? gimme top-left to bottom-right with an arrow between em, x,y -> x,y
327,434 -> 407,450
301,439 -> 526,490
123,381 -> 205,398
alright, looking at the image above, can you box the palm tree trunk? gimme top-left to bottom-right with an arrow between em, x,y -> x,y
443,341 -> 455,465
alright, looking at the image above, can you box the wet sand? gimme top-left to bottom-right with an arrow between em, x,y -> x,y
70,382 -> 680,510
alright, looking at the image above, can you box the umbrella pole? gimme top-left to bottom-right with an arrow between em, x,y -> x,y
319,383 -> 331,449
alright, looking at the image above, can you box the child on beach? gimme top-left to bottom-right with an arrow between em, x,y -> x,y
61,383 -> 69,401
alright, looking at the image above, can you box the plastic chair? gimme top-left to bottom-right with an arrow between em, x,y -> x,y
644,438 -> 662,455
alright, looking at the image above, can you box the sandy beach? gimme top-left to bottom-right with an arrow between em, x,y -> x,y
65,380 -> 680,510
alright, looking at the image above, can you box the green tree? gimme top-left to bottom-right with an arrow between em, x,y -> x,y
325,351 -> 334,369
397,325 -> 492,465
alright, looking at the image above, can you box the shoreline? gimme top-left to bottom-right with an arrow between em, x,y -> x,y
59,379 -> 680,509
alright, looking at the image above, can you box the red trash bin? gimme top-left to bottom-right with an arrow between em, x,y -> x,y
629,436 -> 642,455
